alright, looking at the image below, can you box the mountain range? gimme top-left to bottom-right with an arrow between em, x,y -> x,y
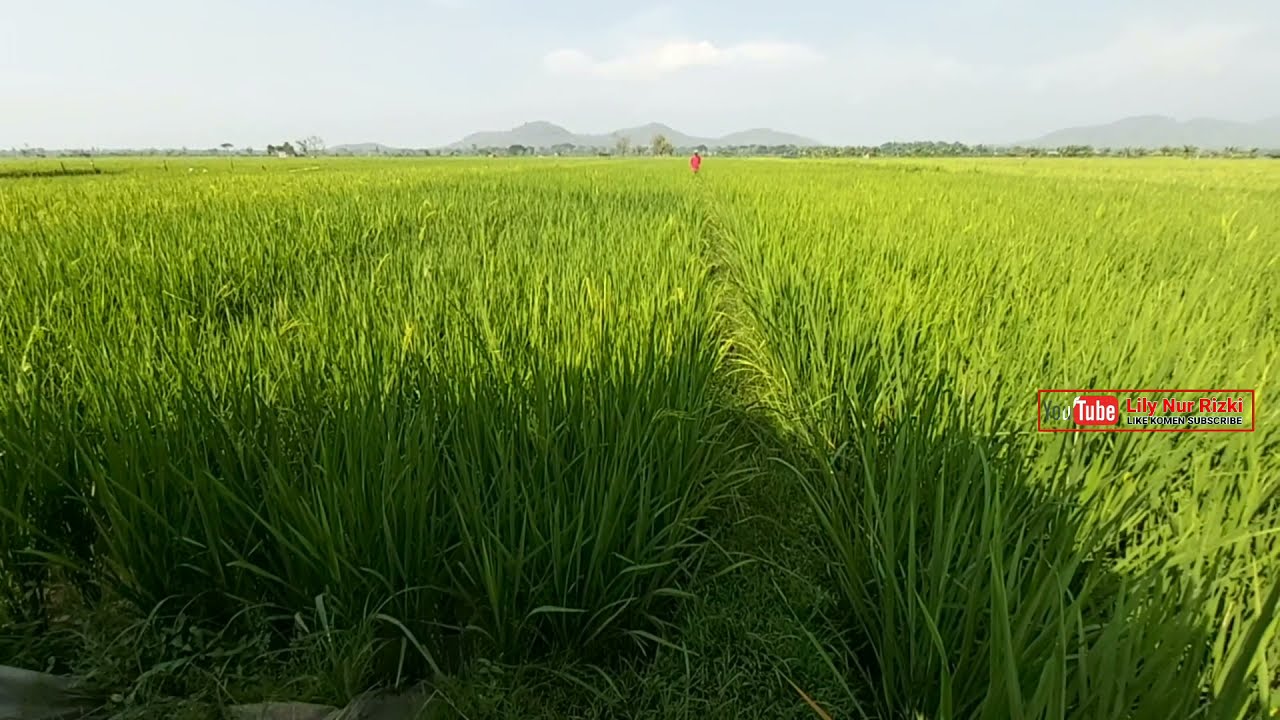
445,121 -> 821,150
327,142 -> 401,155
326,115 -> 1280,155
1021,115 -> 1280,150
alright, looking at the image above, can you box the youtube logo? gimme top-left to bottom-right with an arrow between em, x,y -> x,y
1072,395 -> 1119,426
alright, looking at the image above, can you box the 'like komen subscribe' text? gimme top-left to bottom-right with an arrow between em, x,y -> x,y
1124,415 -> 1244,426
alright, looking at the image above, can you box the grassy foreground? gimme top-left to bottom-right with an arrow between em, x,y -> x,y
1,156 -> 1277,719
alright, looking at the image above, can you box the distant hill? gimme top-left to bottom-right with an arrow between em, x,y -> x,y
607,123 -> 709,148
327,142 -> 407,155
718,128 -> 822,146
448,121 -> 821,150
1257,116 -> 1280,134
1021,116 -> 1280,150
453,122 -> 583,150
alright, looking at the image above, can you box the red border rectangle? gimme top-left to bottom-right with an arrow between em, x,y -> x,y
1036,389 -> 1256,433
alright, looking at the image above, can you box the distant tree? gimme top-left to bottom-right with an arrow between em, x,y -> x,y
651,134 -> 674,156
219,142 -> 233,152
296,136 -> 325,156
508,144 -> 528,156
614,134 -> 631,157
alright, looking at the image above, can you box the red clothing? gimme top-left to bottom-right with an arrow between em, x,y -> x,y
690,154 -> 702,172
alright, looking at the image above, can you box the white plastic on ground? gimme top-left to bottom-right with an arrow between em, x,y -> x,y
0,665 -> 93,720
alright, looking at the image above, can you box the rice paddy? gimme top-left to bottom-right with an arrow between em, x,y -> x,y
1,156 -> 1277,718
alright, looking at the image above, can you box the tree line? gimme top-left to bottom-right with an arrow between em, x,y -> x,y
491,140 -> 1275,159
5,136 -> 1277,160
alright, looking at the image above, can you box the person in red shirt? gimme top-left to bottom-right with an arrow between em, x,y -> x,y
690,151 -> 702,174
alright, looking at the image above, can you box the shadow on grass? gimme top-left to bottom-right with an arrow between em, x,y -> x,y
763,370 -> 1278,719
0,168 -> 114,180
404,404 -> 868,720
0,343 -> 784,717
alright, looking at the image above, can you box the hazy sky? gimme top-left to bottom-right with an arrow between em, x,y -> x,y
3,0 -> 1277,148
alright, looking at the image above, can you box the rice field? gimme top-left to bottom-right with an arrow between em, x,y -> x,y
1,156 -> 1277,718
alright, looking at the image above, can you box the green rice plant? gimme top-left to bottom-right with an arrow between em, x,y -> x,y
711,158 -> 1280,717
0,162 -> 746,669
1,156 -> 1276,718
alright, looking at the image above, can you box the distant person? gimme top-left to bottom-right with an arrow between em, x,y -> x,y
690,151 -> 702,175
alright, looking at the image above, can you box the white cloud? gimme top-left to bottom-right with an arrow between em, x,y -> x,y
1023,22 -> 1259,90
542,39 -> 821,78
528,17 -> 1276,145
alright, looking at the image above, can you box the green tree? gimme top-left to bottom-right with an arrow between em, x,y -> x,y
651,134 -> 674,156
